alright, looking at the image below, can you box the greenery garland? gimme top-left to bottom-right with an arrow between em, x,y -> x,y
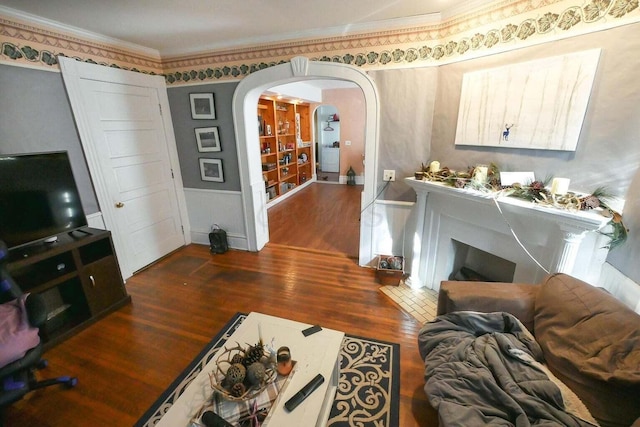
417,162 -> 628,249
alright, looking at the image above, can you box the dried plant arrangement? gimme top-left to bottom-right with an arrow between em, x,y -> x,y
208,341 -> 277,402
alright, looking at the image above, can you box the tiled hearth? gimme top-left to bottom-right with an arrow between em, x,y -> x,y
380,282 -> 438,325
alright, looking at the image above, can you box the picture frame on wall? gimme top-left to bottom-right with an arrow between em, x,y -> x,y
199,158 -> 224,182
190,93 -> 216,119
454,49 -> 600,151
195,127 -> 221,152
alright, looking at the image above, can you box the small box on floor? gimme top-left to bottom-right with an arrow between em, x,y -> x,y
376,255 -> 404,286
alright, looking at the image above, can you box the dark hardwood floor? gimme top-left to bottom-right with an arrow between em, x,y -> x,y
268,183 -> 362,258
4,183 -> 435,426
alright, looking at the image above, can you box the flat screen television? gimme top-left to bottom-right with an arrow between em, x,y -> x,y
0,151 -> 88,250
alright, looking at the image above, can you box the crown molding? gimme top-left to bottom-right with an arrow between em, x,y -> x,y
1,0 -> 638,83
0,5 -> 160,60
160,12 -> 447,57
161,0 -> 500,57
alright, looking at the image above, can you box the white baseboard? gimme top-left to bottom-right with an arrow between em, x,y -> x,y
597,262 -> 640,314
190,229 -> 248,251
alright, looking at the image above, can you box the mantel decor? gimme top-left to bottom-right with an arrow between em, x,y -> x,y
417,161 -> 628,249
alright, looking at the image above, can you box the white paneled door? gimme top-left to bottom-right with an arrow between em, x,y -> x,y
60,57 -> 189,280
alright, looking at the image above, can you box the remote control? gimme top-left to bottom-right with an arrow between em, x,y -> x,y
201,411 -> 233,427
284,373 -> 325,412
302,324 -> 322,336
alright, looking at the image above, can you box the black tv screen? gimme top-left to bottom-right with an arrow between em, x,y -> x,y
0,151 -> 88,250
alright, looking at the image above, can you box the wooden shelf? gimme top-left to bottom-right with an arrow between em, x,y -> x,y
258,96 -> 314,202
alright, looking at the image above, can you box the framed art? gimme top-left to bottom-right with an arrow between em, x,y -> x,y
195,127 -> 221,152
199,158 -> 224,182
454,49 -> 600,151
190,93 -> 216,119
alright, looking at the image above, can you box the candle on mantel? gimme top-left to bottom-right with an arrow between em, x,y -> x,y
429,161 -> 440,173
551,178 -> 570,195
473,166 -> 488,184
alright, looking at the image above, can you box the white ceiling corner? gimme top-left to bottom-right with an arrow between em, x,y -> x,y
0,0 -> 497,57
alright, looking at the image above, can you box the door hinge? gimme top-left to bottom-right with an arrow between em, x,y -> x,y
181,225 -> 184,234
171,168 -> 174,178
158,103 -> 162,116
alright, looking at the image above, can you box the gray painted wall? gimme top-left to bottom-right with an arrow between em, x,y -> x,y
166,82 -> 241,191
363,24 -> 640,283
0,64 -> 99,214
427,23 -> 640,282
369,67 -> 438,201
1,22 -> 638,283
429,23 -> 640,199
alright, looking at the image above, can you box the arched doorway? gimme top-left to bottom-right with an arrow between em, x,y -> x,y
232,56 -> 380,266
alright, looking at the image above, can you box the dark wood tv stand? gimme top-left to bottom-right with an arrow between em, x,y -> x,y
7,227 -> 131,349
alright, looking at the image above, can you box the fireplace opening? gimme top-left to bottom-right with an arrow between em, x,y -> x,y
449,240 -> 516,282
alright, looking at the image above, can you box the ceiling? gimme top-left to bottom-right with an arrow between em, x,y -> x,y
0,0 -> 492,57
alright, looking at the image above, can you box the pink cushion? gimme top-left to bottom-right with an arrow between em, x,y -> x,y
0,295 -> 41,368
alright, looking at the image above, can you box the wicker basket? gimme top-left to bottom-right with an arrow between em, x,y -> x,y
376,255 -> 405,286
208,342 -> 277,402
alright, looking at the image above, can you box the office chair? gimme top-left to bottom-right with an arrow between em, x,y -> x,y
0,240 -> 77,423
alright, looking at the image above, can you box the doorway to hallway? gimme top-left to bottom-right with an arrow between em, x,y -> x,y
315,104 -> 340,183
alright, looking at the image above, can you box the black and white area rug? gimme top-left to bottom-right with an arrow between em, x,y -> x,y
135,313 -> 400,427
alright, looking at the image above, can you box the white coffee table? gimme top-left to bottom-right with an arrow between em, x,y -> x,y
155,312 -> 345,427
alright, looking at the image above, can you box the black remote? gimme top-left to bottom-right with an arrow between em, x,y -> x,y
284,373 -> 325,412
302,324 -> 322,336
201,411 -> 233,427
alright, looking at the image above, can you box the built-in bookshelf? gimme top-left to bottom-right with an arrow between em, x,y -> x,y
258,97 -> 314,203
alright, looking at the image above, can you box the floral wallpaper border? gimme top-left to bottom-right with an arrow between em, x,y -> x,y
0,14 -> 163,74
1,0 -> 638,84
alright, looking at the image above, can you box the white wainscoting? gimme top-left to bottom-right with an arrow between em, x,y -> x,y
86,212 -> 106,230
338,175 -> 366,185
368,199 -> 414,263
184,188 -> 412,258
187,187 -> 412,261
184,188 -> 248,250
598,262 -> 640,314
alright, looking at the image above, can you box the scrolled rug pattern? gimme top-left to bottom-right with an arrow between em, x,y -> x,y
328,336 -> 399,426
135,313 -> 399,427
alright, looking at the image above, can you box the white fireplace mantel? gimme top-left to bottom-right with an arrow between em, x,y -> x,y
404,178 -> 613,290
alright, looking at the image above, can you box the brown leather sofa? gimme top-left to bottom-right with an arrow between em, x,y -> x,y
432,273 -> 640,427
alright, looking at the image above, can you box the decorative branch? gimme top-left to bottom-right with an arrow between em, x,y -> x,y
417,162 -> 628,249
